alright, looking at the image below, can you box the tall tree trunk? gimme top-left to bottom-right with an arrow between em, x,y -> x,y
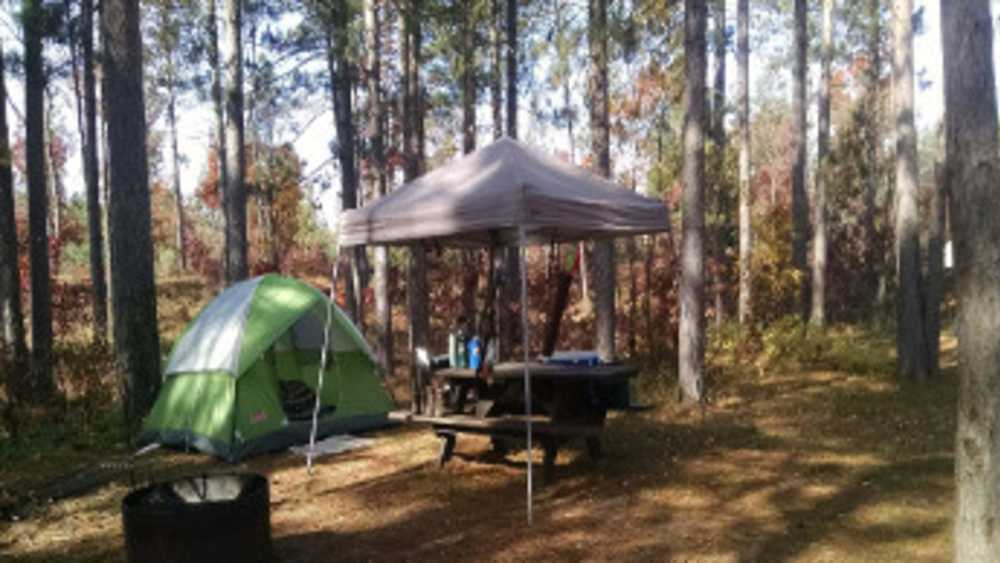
736,0 -> 751,325
926,162 -> 944,376
82,0 -> 107,341
811,0 -> 833,326
627,176 -> 638,357
0,38 -> 28,395
644,234 -> 654,353
44,105 -> 62,246
23,0 -> 54,401
792,0 -> 809,320
167,66 -> 187,272
893,0 -> 928,380
862,0 -> 882,312
679,0 -> 706,403
209,0 -> 229,279
324,2 -> 360,324
102,0 -> 161,433
223,0 -> 248,282
589,0 -> 615,361
366,0 -> 393,376
402,0 -> 429,399
460,0 -> 479,331
500,0 -> 519,359
711,0 -> 727,330
505,0 -> 517,139
942,1 -> 1000,558
100,93 -> 113,338
491,0 -> 503,139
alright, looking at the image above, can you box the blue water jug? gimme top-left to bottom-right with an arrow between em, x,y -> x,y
467,337 -> 482,369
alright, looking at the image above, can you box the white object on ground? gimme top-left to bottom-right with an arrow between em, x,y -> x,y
293,434 -> 373,459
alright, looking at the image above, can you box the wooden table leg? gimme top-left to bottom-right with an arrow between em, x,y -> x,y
586,436 -> 604,461
542,438 -> 559,484
490,436 -> 508,457
436,430 -> 456,467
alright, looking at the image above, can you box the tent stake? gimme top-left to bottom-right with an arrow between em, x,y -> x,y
307,255 -> 340,475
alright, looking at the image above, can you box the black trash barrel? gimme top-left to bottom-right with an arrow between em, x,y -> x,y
122,473 -> 271,563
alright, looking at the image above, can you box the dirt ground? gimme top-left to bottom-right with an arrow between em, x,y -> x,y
0,335 -> 957,562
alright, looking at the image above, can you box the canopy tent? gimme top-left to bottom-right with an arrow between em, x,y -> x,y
140,274 -> 394,462
339,137 -> 668,247
338,137 -> 671,523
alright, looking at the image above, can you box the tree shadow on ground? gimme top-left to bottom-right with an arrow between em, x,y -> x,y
3,355 -> 959,562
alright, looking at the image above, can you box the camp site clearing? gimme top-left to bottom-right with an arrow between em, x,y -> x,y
0,314 -> 957,562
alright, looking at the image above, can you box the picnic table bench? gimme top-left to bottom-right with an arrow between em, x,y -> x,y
394,361 -> 638,482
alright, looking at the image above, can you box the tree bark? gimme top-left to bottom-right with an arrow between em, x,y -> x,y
679,0 -> 706,403
791,0 -> 809,320
324,1 -> 361,325
711,0 -> 727,330
811,0 -> 833,327
23,0 -> 54,401
505,0 -> 517,139
893,0 -> 928,381
0,37 -> 28,393
167,65 -> 186,272
500,0 -> 519,359
589,0 -> 615,361
366,0 -> 393,376
460,0 -> 479,331
926,162 -> 944,376
102,0 -> 162,431
44,102 -> 63,250
491,0 -> 503,139
81,0 -> 107,341
208,0 -> 230,278
862,0 -> 882,312
941,1 -> 1000,558
223,0 -> 248,282
402,0 -> 429,395
736,0 -> 751,326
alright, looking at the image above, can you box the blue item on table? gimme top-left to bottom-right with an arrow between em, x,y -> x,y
544,350 -> 600,367
467,337 -> 482,369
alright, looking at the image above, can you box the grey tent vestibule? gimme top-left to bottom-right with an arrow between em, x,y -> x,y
339,136 -> 671,521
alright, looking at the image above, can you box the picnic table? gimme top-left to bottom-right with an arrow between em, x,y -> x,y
391,362 -> 638,482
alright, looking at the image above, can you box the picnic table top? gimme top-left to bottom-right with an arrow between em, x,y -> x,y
434,362 -> 639,381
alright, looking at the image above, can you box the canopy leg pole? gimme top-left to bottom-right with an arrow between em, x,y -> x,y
307,250 -> 340,475
519,228 -> 532,525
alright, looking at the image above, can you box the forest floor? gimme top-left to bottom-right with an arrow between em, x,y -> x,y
0,279 -> 957,562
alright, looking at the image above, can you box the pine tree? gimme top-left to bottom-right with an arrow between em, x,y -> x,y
23,0 -> 54,401
811,0 -> 834,327
679,0 -> 707,403
224,0 -> 248,282
103,0 -> 162,430
893,0 -> 928,380
942,0 -> 1000,557
0,37 -> 28,396
736,0 -> 752,325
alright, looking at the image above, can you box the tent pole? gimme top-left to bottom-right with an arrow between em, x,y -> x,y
307,249 -> 341,475
519,227 -> 532,525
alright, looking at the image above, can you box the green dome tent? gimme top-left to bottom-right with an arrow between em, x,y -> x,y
140,274 -> 394,461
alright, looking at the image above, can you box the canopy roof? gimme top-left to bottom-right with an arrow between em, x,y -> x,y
339,137 -> 670,247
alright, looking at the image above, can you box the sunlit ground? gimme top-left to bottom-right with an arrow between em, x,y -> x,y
0,281 -> 957,562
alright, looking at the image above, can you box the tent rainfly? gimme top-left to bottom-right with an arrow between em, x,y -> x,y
337,137 -> 671,523
140,274 -> 394,462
